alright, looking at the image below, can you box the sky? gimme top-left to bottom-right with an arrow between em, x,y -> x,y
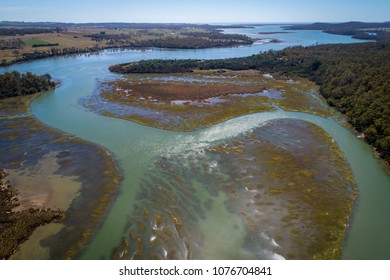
1,0 -> 389,23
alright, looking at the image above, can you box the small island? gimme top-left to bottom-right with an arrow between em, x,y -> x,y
85,70 -> 332,132
258,31 -> 293,34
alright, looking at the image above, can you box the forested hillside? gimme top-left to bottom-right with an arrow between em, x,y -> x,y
110,40 -> 390,163
286,21 -> 390,40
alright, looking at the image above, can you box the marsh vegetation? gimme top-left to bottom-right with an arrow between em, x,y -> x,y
86,70 -> 333,131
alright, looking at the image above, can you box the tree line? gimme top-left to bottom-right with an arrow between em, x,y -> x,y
110,40 -> 390,163
0,28 -> 61,36
85,29 -> 253,49
1,46 -> 102,66
0,21 -> 250,30
180,31 -> 252,42
0,71 -> 56,99
32,43 -> 59,48
121,36 -> 252,49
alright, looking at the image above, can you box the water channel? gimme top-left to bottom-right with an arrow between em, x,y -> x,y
1,26 -> 389,259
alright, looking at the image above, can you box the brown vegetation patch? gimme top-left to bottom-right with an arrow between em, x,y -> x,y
89,70 -> 334,131
109,81 -> 266,102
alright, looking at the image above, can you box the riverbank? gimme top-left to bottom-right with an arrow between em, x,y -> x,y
0,92 -> 122,259
0,25 -> 253,66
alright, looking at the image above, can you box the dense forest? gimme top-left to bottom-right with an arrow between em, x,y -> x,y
110,40 -> 390,163
0,71 -> 56,99
86,29 -> 253,49
0,27 -> 61,36
104,36 -> 252,49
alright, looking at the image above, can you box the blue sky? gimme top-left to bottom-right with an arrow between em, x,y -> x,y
1,0 -> 389,23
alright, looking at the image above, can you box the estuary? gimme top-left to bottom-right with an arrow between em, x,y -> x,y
1,25 -> 389,259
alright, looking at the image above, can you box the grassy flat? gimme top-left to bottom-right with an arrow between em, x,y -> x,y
86,70 -> 335,131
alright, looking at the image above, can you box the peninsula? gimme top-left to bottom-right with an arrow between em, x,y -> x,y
0,22 -> 253,66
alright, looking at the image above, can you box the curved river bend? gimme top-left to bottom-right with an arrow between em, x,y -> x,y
1,26 -> 389,259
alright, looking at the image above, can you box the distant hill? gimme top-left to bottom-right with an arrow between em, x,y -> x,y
288,21 -> 390,30
0,21 -> 249,30
286,21 -> 390,40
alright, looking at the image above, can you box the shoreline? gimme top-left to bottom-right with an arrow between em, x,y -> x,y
1,44 -> 253,67
0,25 -> 254,67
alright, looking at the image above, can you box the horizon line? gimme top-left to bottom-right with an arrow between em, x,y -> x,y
1,20 -> 389,25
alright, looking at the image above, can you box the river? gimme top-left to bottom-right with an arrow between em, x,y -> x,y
1,25 -> 389,259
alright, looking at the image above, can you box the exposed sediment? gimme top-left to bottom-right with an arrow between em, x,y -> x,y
0,93 -> 122,259
0,170 -> 64,260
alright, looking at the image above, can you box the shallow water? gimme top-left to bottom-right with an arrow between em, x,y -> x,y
1,25 -> 389,259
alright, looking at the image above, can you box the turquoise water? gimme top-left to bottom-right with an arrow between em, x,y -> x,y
1,25 -> 389,259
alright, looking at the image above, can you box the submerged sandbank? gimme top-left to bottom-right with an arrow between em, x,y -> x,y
0,93 -> 122,259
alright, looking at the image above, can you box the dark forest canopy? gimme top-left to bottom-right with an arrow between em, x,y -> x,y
0,27 -> 61,36
0,71 -> 56,99
110,40 -> 390,163
86,29 -> 253,49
